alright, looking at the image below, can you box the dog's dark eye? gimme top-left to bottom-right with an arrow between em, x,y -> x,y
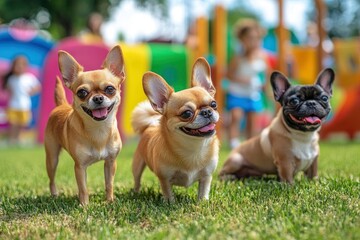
77,89 -> 88,99
289,98 -> 300,106
321,95 -> 329,102
180,110 -> 193,120
210,101 -> 217,109
105,86 -> 115,95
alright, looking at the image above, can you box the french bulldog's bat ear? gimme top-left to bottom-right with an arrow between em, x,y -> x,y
315,68 -> 335,96
270,71 -> 291,102
191,57 -> 216,97
103,45 -> 125,83
58,51 -> 83,88
143,72 -> 174,114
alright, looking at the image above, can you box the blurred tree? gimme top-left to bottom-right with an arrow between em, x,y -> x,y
207,6 -> 259,62
0,0 -> 167,39
136,0 -> 167,16
227,8 -> 259,27
307,0 -> 360,38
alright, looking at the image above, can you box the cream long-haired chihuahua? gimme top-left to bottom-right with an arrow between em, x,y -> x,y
131,57 -> 220,202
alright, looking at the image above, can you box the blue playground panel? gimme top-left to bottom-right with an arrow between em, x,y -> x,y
0,28 -> 54,129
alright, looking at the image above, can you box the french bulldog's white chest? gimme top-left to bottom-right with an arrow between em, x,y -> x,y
291,133 -> 319,172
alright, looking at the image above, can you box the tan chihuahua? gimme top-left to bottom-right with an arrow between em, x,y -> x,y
131,58 -> 220,202
45,45 -> 125,205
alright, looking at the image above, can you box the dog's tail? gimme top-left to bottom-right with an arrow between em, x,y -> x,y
131,101 -> 161,135
55,76 -> 68,106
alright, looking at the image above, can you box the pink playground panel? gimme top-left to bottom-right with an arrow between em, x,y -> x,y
37,38 -> 124,142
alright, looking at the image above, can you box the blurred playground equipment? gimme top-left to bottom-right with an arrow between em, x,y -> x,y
0,23 -> 191,143
0,23 -> 53,132
320,38 -> 360,140
0,0 -> 359,143
37,38 -> 190,142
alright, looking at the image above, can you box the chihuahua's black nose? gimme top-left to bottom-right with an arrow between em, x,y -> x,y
93,95 -> 104,104
200,109 -> 213,118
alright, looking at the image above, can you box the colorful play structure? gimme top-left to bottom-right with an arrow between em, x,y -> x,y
36,38 -> 190,142
0,26 -> 53,130
0,0 -> 360,142
0,25 -> 191,142
319,38 -> 360,139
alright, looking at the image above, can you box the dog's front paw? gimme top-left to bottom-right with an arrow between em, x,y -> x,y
106,195 -> 115,203
50,184 -> 58,196
279,178 -> 294,185
162,195 -> 175,204
79,193 -> 89,206
198,195 -> 210,201
218,174 -> 238,182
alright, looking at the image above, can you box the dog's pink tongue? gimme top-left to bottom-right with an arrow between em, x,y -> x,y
198,123 -> 216,133
304,116 -> 321,124
92,108 -> 108,118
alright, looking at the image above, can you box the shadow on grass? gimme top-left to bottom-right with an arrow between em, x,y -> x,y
1,187 -> 197,223
115,186 -> 197,207
1,194 -> 80,220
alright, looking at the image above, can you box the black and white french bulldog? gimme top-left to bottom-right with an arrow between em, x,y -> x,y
219,68 -> 335,184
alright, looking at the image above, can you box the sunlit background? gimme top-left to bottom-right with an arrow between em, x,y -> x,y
1,0 -> 360,43
0,0 -> 360,145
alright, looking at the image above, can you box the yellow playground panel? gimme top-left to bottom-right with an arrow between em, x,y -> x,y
120,44 -> 150,136
119,43 -> 191,136
291,46 -> 318,85
333,37 -> 360,89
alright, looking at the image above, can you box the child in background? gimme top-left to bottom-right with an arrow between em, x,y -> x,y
2,56 -> 41,145
226,19 -> 269,149
79,12 -> 104,44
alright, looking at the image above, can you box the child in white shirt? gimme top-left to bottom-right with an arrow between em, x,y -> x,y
226,19 -> 269,149
3,56 -> 41,145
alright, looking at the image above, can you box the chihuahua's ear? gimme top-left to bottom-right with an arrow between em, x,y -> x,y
143,72 -> 174,114
103,45 -> 125,83
315,68 -> 335,96
270,71 -> 291,102
191,57 -> 215,97
58,51 -> 83,88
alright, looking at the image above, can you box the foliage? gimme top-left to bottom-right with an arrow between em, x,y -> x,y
308,0 -> 360,38
134,0 -> 168,17
0,0 -> 116,39
0,0 -> 167,40
0,140 -> 359,239
226,8 -> 259,28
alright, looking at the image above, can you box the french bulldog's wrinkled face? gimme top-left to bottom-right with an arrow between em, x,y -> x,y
271,68 -> 335,132
281,85 -> 331,131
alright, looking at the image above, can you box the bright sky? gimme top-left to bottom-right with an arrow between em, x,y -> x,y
102,0 -> 311,45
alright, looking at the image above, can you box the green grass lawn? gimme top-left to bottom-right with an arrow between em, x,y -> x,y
0,140 -> 359,239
